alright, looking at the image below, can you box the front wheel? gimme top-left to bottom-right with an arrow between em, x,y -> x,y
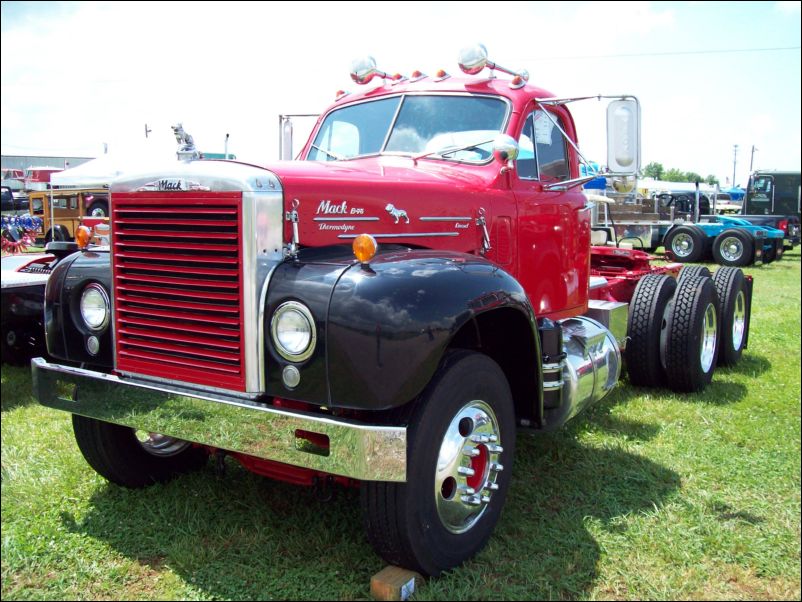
361,351 -> 516,576
72,415 -> 208,488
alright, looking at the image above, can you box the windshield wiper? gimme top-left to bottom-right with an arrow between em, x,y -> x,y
310,144 -> 345,161
412,138 -> 495,164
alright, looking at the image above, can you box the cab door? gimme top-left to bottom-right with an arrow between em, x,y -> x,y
510,105 -> 590,320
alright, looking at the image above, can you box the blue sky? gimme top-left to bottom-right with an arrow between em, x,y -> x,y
1,1 -> 800,186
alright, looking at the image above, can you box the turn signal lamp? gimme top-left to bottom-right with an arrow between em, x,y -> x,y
76,225 -> 92,249
353,233 -> 378,263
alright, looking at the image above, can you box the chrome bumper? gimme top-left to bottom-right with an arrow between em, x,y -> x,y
32,358 -> 406,482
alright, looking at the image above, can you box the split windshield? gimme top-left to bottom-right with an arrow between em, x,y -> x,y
307,95 -> 508,163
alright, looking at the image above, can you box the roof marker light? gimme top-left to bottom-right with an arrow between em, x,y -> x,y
435,69 -> 450,81
410,70 -> 427,82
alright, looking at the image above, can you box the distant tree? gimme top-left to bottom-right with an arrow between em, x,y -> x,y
684,172 -> 703,184
643,162 -> 664,179
662,168 -> 685,182
705,174 -> 719,186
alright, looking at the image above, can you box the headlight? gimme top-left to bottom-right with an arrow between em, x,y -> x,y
271,301 -> 316,362
80,284 -> 110,331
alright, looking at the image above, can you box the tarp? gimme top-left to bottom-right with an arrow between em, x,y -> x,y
50,154 -> 129,187
723,187 -> 746,201
50,149 -> 172,187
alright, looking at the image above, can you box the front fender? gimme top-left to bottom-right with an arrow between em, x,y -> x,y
327,249 -> 535,410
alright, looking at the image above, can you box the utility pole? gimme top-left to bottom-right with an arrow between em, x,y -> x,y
732,144 -> 739,187
749,145 -> 757,173
144,123 -> 152,138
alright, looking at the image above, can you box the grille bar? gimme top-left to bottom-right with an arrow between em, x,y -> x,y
113,191 -> 245,391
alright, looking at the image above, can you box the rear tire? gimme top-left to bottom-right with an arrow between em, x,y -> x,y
72,415 -> 208,488
361,351 -> 515,576
677,265 -> 711,287
712,229 -> 753,267
625,274 -> 676,387
665,225 -> 706,263
712,268 -> 748,366
664,275 -> 719,392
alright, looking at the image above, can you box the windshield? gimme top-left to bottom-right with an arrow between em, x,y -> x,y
307,95 -> 508,163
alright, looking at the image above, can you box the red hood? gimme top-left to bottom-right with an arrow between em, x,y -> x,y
266,156 -> 506,254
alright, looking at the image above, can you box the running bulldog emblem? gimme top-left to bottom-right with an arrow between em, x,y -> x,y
385,203 -> 410,224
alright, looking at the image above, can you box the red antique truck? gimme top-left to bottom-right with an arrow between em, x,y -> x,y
32,44 -> 752,576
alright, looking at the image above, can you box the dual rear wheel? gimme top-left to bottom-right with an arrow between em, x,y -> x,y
625,266 -> 750,391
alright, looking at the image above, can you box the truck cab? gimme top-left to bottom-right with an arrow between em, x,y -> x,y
741,170 -> 801,248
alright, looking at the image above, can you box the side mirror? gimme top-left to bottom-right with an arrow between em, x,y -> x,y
492,134 -> 519,163
606,99 -> 640,175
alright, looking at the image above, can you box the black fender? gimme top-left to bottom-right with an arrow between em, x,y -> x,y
264,246 -> 541,414
326,248 -> 539,411
44,249 -> 114,367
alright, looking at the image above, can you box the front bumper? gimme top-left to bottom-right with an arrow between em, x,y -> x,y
32,358 -> 406,482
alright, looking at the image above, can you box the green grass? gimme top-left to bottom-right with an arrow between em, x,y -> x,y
2,251 -> 800,600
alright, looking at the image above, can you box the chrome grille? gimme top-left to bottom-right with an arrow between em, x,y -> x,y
112,192 -> 245,391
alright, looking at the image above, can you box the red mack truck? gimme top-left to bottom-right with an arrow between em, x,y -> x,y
32,44 -> 752,576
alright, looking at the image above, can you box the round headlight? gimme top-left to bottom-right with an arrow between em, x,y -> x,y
271,301 -> 316,362
80,284 -> 110,331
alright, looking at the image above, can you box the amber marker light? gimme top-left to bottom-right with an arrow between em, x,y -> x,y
353,233 -> 378,264
75,225 -> 92,249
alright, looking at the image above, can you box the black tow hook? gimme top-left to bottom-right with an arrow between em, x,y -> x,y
214,449 -> 227,478
313,475 -> 336,502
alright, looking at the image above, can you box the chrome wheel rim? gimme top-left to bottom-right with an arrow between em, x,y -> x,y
700,303 -> 717,373
672,233 -> 694,258
135,431 -> 192,457
90,207 -> 106,217
732,290 -> 746,350
719,237 -> 743,262
435,400 -> 503,534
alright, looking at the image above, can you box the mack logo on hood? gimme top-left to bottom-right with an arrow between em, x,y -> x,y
316,200 -> 349,215
136,178 -> 210,192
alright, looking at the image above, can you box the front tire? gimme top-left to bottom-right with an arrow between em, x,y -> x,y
72,415 -> 208,488
361,351 -> 516,576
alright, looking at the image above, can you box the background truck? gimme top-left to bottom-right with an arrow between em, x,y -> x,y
27,188 -> 109,243
32,44 -> 753,577
591,184 -> 786,266
739,170 -> 801,249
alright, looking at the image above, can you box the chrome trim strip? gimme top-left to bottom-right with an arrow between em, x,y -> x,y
242,188 -> 284,394
313,217 -> 380,222
32,358 -> 407,482
419,216 -> 473,222
258,261 -> 282,392
542,381 -> 563,391
338,232 -> 460,239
